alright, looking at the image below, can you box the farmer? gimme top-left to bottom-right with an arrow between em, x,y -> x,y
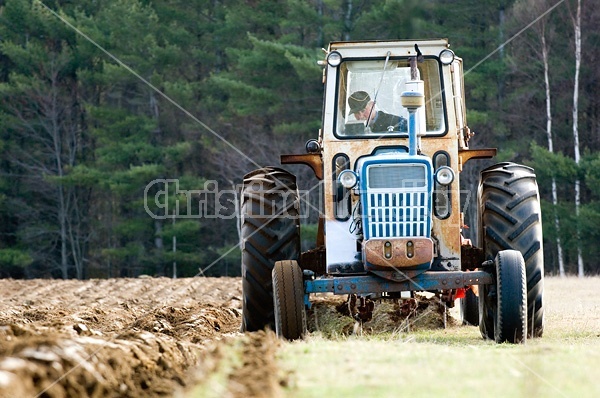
348,91 -> 407,132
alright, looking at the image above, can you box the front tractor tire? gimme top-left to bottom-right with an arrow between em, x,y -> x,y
273,260 -> 307,340
241,167 -> 300,333
478,162 -> 544,338
480,250 -> 527,344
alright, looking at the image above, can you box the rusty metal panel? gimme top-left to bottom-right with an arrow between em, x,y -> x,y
363,238 -> 433,268
458,148 -> 497,171
281,153 -> 324,180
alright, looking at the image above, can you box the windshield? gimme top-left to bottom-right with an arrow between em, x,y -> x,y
335,58 -> 445,137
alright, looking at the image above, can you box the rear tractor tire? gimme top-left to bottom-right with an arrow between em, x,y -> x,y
460,287 -> 479,326
273,260 -> 307,340
478,162 -> 544,338
240,167 -> 300,333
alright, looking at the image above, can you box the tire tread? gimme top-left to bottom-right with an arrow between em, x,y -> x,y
479,162 -> 544,338
241,167 -> 300,332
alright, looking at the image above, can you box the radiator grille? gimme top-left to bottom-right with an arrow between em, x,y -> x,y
362,163 -> 431,239
366,191 -> 430,238
368,165 -> 426,189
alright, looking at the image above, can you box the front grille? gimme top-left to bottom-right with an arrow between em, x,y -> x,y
362,162 -> 431,239
368,165 -> 426,189
365,191 -> 430,238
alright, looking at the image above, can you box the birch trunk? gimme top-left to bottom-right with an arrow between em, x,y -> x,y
572,0 -> 584,277
541,34 -> 565,277
343,0 -> 353,41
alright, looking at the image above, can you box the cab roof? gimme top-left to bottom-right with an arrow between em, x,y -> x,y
328,39 -> 450,58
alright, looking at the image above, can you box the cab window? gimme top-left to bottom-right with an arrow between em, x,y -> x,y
335,58 -> 445,138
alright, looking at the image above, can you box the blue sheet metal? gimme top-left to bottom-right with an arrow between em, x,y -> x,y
305,270 -> 493,295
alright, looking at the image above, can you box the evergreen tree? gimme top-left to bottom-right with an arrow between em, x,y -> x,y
0,0 -> 88,278
0,0 -> 599,278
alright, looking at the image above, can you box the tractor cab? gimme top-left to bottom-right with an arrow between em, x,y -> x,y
314,40 -> 474,278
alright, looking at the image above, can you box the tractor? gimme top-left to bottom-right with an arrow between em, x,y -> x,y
239,39 -> 544,344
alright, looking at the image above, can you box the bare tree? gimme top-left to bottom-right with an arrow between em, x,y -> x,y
541,30 -> 566,277
536,0 -> 567,277
343,0 -> 354,41
2,46 -> 88,279
571,0 -> 584,277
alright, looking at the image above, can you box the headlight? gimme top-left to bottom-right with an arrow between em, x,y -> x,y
305,139 -> 321,153
435,166 -> 455,185
327,51 -> 342,67
439,49 -> 455,65
339,170 -> 358,189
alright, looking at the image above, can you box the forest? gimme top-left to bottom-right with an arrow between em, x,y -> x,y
0,0 -> 598,279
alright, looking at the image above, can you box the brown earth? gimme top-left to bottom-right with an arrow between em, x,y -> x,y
0,277 -> 243,398
0,277 -> 447,398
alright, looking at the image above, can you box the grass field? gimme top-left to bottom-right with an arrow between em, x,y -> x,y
277,276 -> 600,398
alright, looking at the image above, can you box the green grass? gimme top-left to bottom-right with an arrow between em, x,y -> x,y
278,276 -> 600,398
279,329 -> 600,397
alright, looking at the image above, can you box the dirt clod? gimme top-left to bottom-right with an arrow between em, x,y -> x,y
0,277 -> 242,397
228,331 -> 282,398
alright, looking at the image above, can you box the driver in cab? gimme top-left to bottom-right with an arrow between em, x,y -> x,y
349,91 -> 407,133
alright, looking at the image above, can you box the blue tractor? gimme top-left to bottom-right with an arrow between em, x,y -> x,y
240,39 -> 544,344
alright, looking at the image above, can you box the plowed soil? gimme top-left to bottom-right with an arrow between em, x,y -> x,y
0,277 -> 450,398
0,277 -> 243,398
